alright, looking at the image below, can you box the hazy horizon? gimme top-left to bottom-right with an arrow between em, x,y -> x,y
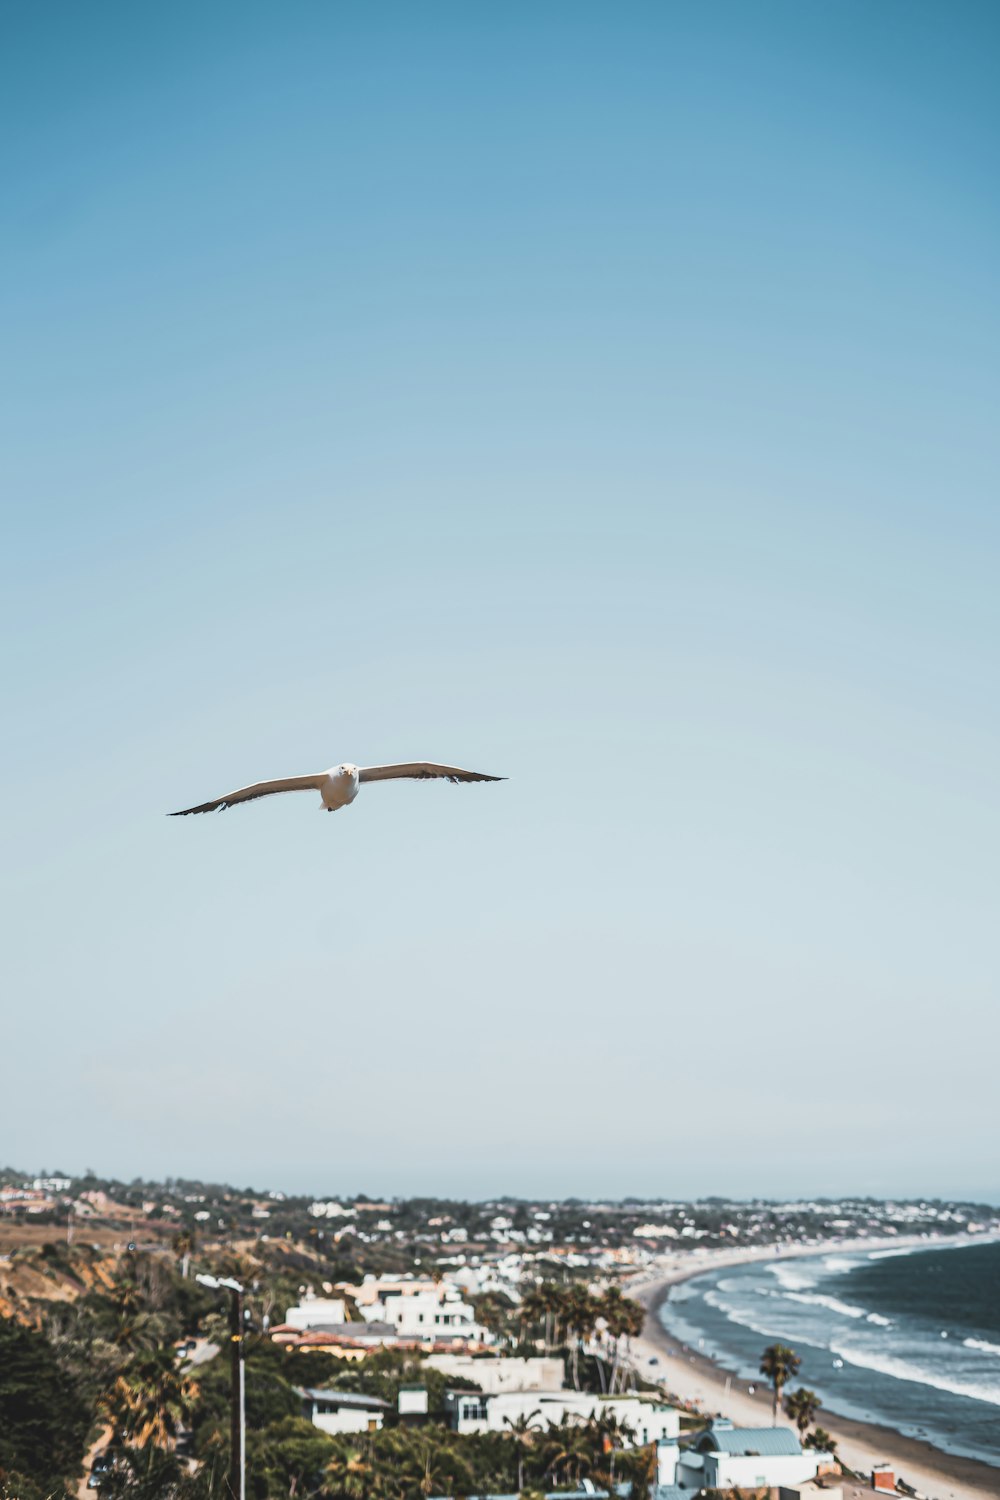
9,1157 -> 1000,1211
4,3 -> 998,1204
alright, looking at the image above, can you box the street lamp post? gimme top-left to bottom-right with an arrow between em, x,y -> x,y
196,1274 -> 246,1500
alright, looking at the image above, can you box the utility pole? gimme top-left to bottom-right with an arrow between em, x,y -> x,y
229,1285 -> 245,1500
197,1274 -> 246,1500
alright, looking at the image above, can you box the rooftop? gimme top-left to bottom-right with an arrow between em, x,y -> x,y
697,1424 -> 802,1457
295,1388 -> 390,1410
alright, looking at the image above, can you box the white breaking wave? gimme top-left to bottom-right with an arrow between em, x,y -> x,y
964,1337 -> 1000,1357
820,1256 -> 861,1274
866,1312 -> 893,1327
829,1342 -> 1000,1408
768,1262 -> 817,1292
784,1291 -> 868,1320
703,1289 -> 787,1342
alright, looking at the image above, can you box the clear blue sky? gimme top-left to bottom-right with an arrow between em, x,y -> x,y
3,2 -> 998,1201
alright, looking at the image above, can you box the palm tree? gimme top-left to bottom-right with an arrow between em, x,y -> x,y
599,1286 -> 642,1394
324,1447 -> 374,1499
617,1439 -> 658,1495
503,1409 -> 543,1492
599,1287 -> 627,1394
784,1386 -> 820,1437
591,1407 -> 638,1491
593,1407 -> 637,1450
620,1297 -> 644,1391
99,1348 -> 198,1448
542,1282 -> 566,1352
759,1343 -> 801,1425
564,1285 -> 599,1390
476,1292 -> 514,1347
541,1413 -> 594,1488
172,1229 -> 195,1280
519,1286 -> 552,1351
805,1426 -> 838,1456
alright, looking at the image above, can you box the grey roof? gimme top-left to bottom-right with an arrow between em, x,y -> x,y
293,1321 -> 397,1338
698,1425 -> 802,1457
296,1387 -> 390,1409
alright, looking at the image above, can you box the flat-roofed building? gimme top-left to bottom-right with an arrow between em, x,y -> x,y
445,1389 -> 680,1446
296,1387 -> 389,1435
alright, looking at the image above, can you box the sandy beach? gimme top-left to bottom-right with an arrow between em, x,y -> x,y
624,1241 -> 1000,1500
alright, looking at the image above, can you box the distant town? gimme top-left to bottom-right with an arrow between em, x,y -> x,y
4,1166 -> 996,1267
2,1166 -> 997,1499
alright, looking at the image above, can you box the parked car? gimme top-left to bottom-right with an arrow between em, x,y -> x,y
88,1453 -> 115,1490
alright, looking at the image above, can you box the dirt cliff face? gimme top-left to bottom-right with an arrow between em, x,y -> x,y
0,1244 -> 118,1326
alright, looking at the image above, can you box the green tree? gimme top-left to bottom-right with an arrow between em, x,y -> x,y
564,1285 -> 599,1391
519,1285 -> 553,1351
0,1315 -> 90,1494
598,1286 -> 643,1394
541,1412 -> 595,1487
502,1408 -> 542,1492
247,1416 -> 336,1500
323,1446 -> 373,1500
783,1386 -> 820,1437
806,1426 -> 838,1456
758,1343 -> 801,1425
100,1348 -> 199,1448
98,1444 -> 223,1500
474,1292 -> 515,1347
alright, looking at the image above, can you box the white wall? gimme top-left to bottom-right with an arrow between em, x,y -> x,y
452,1391 -> 679,1442
285,1298 -> 346,1329
709,1452 -> 821,1490
425,1355 -> 564,1393
310,1407 -> 384,1436
656,1441 -> 680,1486
375,1288 -> 489,1341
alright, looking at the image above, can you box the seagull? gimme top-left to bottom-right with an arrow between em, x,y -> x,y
169,761 -> 505,816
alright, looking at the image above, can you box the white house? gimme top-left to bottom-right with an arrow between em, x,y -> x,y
676,1422 -> 827,1491
424,1355 -> 564,1394
353,1276 -> 490,1343
444,1390 -> 680,1446
284,1297 -> 347,1329
296,1387 -> 389,1435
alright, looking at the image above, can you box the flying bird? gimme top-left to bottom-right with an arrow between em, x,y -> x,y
169,761 -> 505,816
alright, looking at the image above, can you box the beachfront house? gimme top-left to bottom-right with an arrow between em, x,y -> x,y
445,1390 -> 680,1446
676,1421 -> 828,1491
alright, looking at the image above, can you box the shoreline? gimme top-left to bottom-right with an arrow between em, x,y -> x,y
624,1237 -> 1000,1500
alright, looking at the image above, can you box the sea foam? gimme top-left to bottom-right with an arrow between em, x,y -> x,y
768,1262 -> 817,1292
783,1291 -> 868,1320
829,1342 -> 1000,1408
964,1336 -> 1000,1357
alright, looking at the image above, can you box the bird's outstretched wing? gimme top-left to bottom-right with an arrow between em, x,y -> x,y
169,773 -> 327,816
358,762 -> 505,785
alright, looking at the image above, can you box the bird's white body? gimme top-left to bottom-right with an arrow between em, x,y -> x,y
321,763 -> 360,811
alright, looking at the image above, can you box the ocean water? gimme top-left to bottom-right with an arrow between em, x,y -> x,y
656,1238 -> 1000,1469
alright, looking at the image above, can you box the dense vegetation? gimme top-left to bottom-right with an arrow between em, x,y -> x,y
0,1239 -> 654,1500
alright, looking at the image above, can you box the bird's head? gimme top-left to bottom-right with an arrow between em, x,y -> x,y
339,763 -> 358,777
